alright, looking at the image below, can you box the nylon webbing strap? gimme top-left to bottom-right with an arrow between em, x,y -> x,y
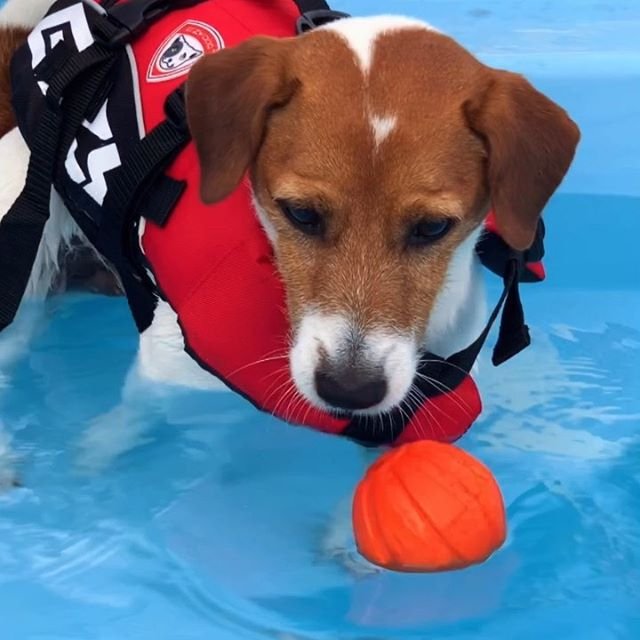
342,258 -> 530,446
101,90 -> 190,225
448,258 -> 530,372
292,0 -> 331,11
137,174 -> 186,227
490,264 -> 531,365
102,0 -> 206,45
0,41 -> 116,331
0,96 -> 60,329
292,0 -> 349,33
97,88 -> 190,330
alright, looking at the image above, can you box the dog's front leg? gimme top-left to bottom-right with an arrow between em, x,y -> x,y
0,127 -> 41,489
75,300 -> 228,473
321,446 -> 383,578
74,361 -> 164,474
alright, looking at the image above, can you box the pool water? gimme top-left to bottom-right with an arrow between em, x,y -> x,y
1,1 -> 639,639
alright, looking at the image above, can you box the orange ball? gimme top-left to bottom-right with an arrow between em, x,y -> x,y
352,440 -> 506,572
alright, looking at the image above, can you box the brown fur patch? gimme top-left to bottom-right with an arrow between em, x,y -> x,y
254,29 -> 491,337
464,71 -> 580,249
186,24 -> 579,340
0,26 -> 29,138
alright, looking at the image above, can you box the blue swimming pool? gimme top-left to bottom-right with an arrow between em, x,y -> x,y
1,1 -> 639,638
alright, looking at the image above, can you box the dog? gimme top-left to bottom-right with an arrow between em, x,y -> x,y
0,0 -> 579,573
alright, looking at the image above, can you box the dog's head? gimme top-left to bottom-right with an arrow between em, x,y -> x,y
185,17 -> 579,416
159,34 -> 203,71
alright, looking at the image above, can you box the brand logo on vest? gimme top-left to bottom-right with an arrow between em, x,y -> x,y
147,21 -> 224,83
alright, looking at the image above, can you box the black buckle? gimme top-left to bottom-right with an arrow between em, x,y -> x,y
164,87 -> 189,134
296,10 -> 350,34
107,0 -> 204,46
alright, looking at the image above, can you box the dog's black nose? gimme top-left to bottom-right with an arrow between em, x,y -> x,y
315,365 -> 387,411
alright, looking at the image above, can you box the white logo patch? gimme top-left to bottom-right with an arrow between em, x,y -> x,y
147,21 -> 224,83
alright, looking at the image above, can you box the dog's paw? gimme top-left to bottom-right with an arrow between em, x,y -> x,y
325,544 -> 382,579
75,404 -> 152,475
0,468 -> 20,493
0,428 -> 20,492
321,494 -> 381,579
0,462 -> 20,493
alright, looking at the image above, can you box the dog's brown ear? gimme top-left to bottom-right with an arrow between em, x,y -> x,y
185,36 -> 297,204
464,70 -> 580,250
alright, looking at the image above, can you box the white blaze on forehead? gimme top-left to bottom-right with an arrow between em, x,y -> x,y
321,15 -> 439,75
322,16 -> 438,150
369,113 -> 397,147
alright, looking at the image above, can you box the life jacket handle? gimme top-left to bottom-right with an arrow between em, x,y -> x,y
296,9 -> 350,34
106,0 -> 206,46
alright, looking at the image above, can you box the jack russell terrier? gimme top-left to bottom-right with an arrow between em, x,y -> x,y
0,0 -> 579,573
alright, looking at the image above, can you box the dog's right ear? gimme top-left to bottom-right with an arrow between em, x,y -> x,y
185,36 -> 298,204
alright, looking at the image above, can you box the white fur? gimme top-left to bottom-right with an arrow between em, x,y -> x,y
289,230 -> 484,414
0,0 -> 67,488
290,312 -> 347,409
251,195 -> 278,245
0,128 -> 81,299
426,227 -> 487,357
363,330 -> 417,414
322,15 -> 438,74
138,300 -> 228,392
0,425 -> 19,489
0,0 -> 56,28
0,128 -> 29,226
369,113 -> 397,148
291,312 -> 424,416
289,312 -> 419,415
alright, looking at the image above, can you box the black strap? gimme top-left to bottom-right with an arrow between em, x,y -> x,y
99,0 -> 207,45
102,0 -> 341,44
101,90 -> 189,220
138,174 -> 186,227
477,219 -> 546,284
293,0 -> 350,33
0,0 -> 344,332
491,264 -> 531,365
448,257 -> 530,372
0,41 -> 116,331
97,89 -> 191,331
342,257 -> 531,446
293,0 -> 330,11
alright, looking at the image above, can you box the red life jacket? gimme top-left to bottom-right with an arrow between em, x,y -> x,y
2,0 -> 545,447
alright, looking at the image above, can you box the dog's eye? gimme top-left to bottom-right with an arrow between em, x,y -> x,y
407,219 -> 454,247
278,201 -> 324,236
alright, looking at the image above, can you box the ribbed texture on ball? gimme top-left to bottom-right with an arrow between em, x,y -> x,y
353,441 -> 506,572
